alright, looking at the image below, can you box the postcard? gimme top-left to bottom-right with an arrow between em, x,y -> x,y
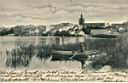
0,0 -> 128,82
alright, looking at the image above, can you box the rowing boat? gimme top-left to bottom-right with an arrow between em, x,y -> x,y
51,50 -> 100,61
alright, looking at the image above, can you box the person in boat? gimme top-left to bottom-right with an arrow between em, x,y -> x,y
80,43 -> 85,53
72,43 -> 85,55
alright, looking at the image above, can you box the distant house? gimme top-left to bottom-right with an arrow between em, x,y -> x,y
49,23 -> 75,35
111,23 -> 127,33
22,28 -> 29,35
117,27 -> 125,33
35,28 -> 40,35
68,28 -> 75,35
111,23 -> 123,29
37,25 -> 46,35
73,25 -> 82,29
84,23 -> 106,29
14,25 -> 35,36
67,25 -> 85,36
122,21 -> 128,30
91,29 -> 110,35
13,25 -> 46,36
75,29 -> 85,36
29,28 -> 36,36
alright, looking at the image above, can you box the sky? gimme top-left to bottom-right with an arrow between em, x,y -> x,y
0,0 -> 128,26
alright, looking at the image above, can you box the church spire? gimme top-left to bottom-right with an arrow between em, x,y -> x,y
80,12 -> 83,18
79,12 -> 85,25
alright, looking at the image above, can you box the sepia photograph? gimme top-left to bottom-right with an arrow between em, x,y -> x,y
0,0 -> 128,82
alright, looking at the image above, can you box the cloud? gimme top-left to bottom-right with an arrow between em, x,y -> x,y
0,0 -> 128,26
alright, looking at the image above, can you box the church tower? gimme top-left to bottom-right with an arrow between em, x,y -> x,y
79,13 -> 85,25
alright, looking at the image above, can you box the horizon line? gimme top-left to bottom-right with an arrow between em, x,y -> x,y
0,21 -> 127,27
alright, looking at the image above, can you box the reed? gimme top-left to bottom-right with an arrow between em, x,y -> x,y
91,34 -> 128,68
5,37 -> 118,68
6,44 -> 35,68
108,33 -> 128,68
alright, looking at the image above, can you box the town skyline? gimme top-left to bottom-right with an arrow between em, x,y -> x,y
0,20 -> 127,27
0,0 -> 128,27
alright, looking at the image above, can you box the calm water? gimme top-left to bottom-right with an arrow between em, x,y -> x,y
0,36 -> 116,70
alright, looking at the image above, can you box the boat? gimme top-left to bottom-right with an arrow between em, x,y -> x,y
51,50 -> 101,61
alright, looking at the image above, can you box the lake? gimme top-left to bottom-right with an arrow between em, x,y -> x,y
0,36 -> 116,70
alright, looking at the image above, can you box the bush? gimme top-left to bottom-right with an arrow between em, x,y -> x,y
0,28 -> 14,36
54,30 -> 71,36
108,33 -> 128,68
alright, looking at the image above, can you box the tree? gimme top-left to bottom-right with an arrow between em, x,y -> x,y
0,28 -> 14,36
82,26 -> 91,35
54,30 -> 71,36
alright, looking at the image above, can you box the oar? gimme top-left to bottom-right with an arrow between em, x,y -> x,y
69,52 -> 78,60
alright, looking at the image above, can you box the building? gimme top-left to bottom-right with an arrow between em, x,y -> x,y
68,25 -> 85,36
13,25 -> 46,36
29,27 -> 36,35
37,25 -> 46,35
91,29 -> 110,35
68,28 -> 75,35
122,21 -> 128,29
75,29 -> 85,36
111,23 -> 123,29
21,27 -> 29,36
49,23 -> 75,35
78,13 -> 106,29
85,23 -> 106,29
111,23 -> 127,33
79,13 -> 85,25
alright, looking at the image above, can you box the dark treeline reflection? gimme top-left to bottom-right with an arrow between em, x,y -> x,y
5,38 -> 117,68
